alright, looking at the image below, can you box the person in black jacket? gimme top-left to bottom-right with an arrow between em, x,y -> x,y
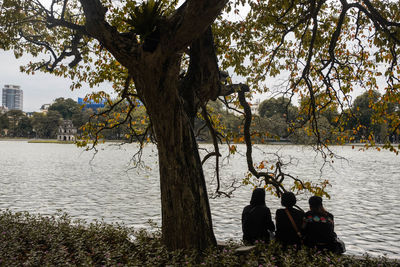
275,192 -> 304,248
242,188 -> 275,245
303,196 -> 337,252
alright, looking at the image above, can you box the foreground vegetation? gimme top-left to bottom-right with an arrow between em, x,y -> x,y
0,210 -> 398,266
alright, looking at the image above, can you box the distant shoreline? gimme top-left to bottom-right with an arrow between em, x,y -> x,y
0,137 -> 396,147
28,139 -> 75,144
0,138 -> 74,144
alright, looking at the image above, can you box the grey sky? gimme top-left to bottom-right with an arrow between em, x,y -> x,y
0,50 -> 114,112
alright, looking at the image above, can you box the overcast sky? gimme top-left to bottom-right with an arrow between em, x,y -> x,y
0,50 -> 116,112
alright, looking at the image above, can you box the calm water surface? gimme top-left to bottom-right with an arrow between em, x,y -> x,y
0,141 -> 399,259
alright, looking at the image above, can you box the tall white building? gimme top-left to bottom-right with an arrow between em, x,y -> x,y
2,85 -> 23,111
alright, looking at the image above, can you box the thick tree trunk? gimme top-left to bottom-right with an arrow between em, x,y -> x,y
133,54 -> 216,250
156,110 -> 216,250
79,0 -> 228,250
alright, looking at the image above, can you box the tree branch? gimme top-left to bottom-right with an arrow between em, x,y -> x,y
165,0 -> 228,53
79,0 -> 139,67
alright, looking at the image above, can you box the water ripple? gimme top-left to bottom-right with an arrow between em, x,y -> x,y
0,141 -> 399,259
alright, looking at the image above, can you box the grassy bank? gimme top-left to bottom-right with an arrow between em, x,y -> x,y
0,210 -> 398,266
27,139 -> 75,144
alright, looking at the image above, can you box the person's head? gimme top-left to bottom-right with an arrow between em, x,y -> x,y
281,192 -> 296,208
309,196 -> 325,214
250,188 -> 265,206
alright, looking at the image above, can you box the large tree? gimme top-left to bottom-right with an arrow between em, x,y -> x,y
350,90 -> 381,141
5,109 -> 25,137
48,97 -> 81,119
0,113 -> 9,133
31,110 -> 62,138
2,0 -> 230,251
259,97 -> 298,121
1,0 -> 400,251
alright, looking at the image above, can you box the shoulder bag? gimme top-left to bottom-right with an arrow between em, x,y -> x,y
285,208 -> 303,243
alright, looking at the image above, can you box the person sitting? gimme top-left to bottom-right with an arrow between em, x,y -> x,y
242,188 -> 275,245
303,196 -> 337,252
275,192 -> 304,249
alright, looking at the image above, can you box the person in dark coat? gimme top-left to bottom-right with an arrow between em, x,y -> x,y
275,192 -> 304,248
303,196 -> 337,252
242,188 -> 275,245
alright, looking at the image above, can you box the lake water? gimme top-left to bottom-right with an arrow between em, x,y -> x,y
0,141 -> 399,259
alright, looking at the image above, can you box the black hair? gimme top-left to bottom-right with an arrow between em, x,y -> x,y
309,196 -> 327,215
250,188 -> 265,206
281,192 -> 296,208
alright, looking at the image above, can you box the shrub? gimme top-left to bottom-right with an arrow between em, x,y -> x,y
0,210 -> 398,266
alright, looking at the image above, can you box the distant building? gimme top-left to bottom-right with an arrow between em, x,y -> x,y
223,99 -> 261,116
78,97 -> 105,112
40,103 -> 51,114
2,85 -> 23,111
57,120 -> 77,141
250,99 -> 261,116
78,97 -> 144,112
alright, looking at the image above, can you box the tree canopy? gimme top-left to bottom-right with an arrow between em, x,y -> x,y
259,97 -> 298,120
1,0 -> 400,251
48,97 -> 81,119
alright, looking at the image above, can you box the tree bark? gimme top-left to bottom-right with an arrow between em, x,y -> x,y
156,109 -> 216,250
132,53 -> 216,250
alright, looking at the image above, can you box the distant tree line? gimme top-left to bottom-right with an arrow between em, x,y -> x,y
0,98 -> 92,139
254,90 -> 400,144
1,91 -> 399,144
0,97 -> 148,140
